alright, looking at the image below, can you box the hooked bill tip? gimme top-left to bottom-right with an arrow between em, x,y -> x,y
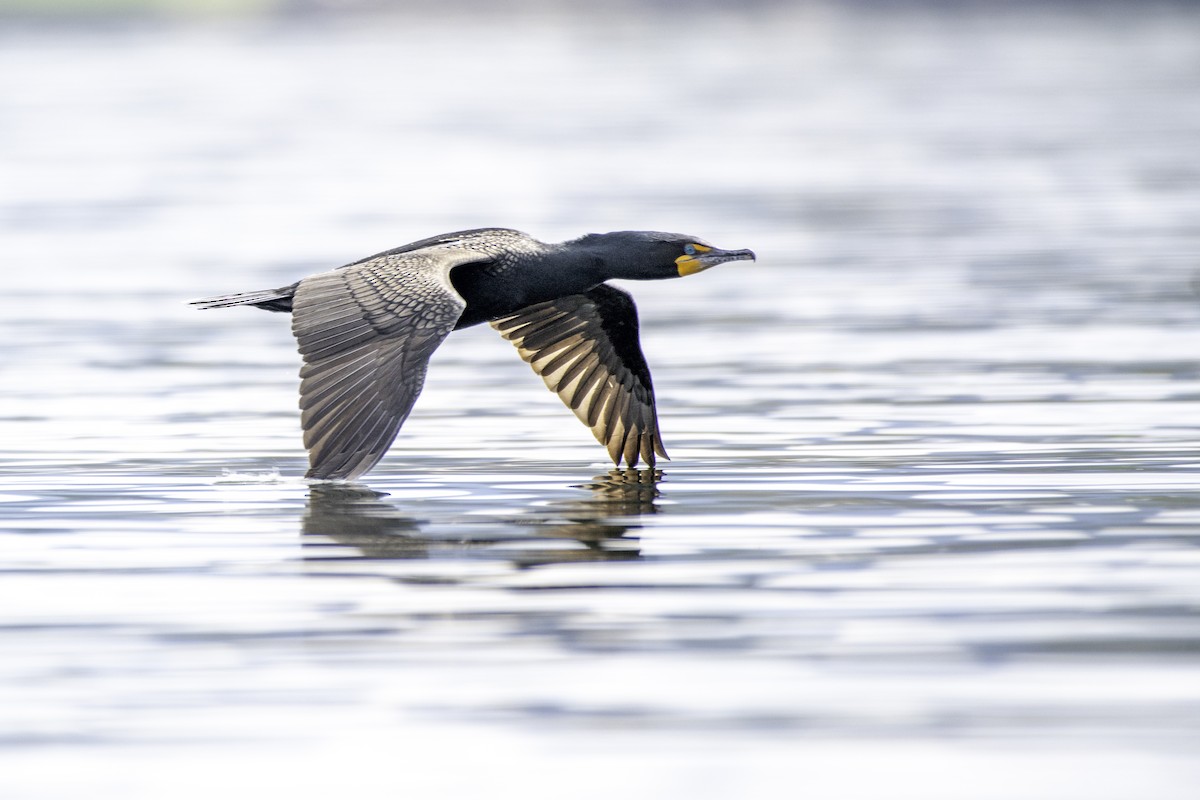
720,247 -> 755,262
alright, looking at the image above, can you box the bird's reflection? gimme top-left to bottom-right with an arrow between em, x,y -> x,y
302,484 -> 427,560
302,468 -> 662,567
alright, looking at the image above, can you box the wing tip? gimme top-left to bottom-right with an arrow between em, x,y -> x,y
305,452 -> 377,482
605,431 -> 670,469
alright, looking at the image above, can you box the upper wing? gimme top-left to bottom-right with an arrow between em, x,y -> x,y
490,284 -> 668,468
292,248 -> 485,480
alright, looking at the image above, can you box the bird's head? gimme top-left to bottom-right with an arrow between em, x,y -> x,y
572,231 -> 756,281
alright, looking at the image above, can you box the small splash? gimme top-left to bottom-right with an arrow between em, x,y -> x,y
211,467 -> 288,485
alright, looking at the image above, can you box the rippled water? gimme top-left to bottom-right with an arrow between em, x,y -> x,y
2,3 -> 1200,798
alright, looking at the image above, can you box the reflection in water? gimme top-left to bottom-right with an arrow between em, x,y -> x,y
301,469 -> 661,566
302,484 -> 427,560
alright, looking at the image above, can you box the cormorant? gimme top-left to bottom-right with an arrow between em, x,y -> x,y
192,228 -> 755,480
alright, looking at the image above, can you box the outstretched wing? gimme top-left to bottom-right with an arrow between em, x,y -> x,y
292,249 -> 485,480
490,283 -> 668,468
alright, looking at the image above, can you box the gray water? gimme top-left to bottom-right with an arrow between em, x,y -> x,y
2,3 -> 1200,798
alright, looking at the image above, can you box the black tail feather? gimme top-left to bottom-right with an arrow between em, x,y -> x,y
191,283 -> 297,312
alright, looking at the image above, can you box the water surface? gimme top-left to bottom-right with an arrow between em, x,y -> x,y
2,4 -> 1199,798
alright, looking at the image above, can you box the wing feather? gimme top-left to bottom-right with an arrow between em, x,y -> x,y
292,249 -> 486,480
567,358 -> 605,411
491,284 -> 667,468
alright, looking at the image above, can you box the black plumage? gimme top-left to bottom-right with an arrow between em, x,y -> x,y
192,228 -> 755,480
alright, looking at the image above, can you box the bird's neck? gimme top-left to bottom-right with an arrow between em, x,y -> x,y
555,238 -> 646,283
530,243 -> 610,295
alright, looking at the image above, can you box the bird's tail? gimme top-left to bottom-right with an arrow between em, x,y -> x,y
190,284 -> 296,312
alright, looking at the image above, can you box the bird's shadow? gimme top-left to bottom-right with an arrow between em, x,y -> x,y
301,468 -> 663,568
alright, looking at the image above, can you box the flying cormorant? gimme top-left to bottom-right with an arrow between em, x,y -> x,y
192,228 -> 755,480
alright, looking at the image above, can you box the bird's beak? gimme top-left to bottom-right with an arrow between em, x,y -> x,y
675,245 -> 757,277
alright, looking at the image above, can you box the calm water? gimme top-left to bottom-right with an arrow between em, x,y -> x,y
2,3 -> 1200,798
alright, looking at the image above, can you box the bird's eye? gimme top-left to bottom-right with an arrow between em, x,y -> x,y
683,244 -> 697,256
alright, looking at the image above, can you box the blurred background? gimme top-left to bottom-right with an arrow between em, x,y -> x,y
2,1 -> 1199,799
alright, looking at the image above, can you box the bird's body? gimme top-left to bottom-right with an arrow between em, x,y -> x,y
193,228 -> 754,481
